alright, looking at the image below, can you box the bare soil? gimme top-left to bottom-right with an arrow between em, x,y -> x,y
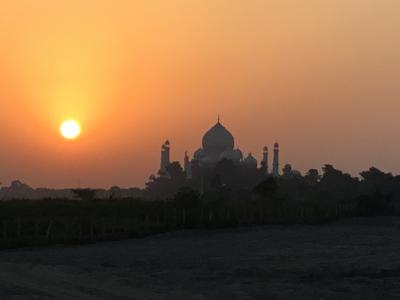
1,217 -> 400,299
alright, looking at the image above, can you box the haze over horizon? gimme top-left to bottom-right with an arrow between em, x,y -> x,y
0,0 -> 399,188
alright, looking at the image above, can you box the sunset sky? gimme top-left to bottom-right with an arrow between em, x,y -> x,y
0,0 -> 399,188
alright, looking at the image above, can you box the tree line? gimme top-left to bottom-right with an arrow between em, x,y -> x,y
0,163 -> 399,248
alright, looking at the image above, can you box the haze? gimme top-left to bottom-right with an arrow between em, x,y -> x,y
0,0 -> 399,188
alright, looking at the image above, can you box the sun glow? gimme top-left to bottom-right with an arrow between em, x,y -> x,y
60,120 -> 81,140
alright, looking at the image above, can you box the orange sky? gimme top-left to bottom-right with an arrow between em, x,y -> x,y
0,0 -> 399,188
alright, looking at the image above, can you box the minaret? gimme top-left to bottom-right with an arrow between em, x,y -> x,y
160,140 -> 170,175
184,151 -> 191,179
261,146 -> 269,174
272,142 -> 280,176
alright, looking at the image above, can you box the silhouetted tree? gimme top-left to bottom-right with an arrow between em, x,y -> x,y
360,167 -> 394,194
174,187 -> 201,209
145,162 -> 187,198
282,164 -> 293,177
72,188 -> 96,201
304,169 -> 320,185
320,164 -> 359,194
109,186 -> 121,199
360,167 -> 392,184
253,177 -> 278,198
166,162 -> 185,181
357,191 -> 390,216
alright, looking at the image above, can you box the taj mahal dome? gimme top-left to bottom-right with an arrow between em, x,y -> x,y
159,118 -> 280,178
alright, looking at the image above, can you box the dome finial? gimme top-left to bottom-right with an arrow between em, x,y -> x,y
217,114 -> 220,124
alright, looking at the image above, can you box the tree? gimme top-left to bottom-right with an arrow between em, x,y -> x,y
109,186 -> 121,199
320,164 -> 358,188
357,191 -> 390,216
145,162 -> 187,198
319,164 -> 360,203
174,187 -> 201,209
360,167 -> 393,187
72,188 -> 96,201
253,177 -> 278,198
304,169 -> 320,185
166,162 -> 185,181
282,164 -> 293,177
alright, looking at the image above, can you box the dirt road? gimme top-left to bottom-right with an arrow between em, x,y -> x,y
1,217 -> 400,299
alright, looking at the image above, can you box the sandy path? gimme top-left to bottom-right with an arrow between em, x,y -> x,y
1,217 -> 400,299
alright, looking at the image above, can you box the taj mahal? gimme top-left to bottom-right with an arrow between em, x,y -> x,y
158,118 -> 281,179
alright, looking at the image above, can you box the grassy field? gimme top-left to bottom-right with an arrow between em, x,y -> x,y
0,197 -> 357,249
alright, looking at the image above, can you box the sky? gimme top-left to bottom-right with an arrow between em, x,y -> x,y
0,0 -> 399,188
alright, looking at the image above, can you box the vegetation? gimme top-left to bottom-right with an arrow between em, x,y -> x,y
0,165 -> 400,249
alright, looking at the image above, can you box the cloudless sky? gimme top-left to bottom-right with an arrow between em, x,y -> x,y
0,0 -> 399,188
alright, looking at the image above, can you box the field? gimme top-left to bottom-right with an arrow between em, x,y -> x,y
0,217 -> 400,299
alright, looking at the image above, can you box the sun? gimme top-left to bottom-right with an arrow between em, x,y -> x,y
60,120 -> 81,140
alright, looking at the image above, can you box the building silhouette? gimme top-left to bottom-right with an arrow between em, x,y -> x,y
272,142 -> 280,177
261,146 -> 269,174
159,140 -> 170,177
158,118 -> 281,178
184,151 -> 191,178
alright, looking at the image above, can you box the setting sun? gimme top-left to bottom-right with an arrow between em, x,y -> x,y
60,120 -> 81,140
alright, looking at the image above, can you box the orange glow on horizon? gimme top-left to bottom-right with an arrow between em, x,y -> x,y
0,1 -> 399,188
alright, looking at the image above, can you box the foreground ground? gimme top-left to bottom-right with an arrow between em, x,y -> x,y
1,218 -> 400,299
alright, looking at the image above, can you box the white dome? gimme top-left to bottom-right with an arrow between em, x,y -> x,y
243,153 -> 257,168
202,121 -> 234,157
193,148 -> 205,160
219,149 -> 243,162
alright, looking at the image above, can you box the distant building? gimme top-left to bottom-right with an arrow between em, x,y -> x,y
158,118 -> 281,178
192,118 -> 243,167
184,151 -> 191,178
159,140 -> 170,177
272,142 -> 280,177
261,146 -> 269,174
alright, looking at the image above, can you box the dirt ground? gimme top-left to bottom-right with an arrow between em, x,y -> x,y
1,217 -> 400,299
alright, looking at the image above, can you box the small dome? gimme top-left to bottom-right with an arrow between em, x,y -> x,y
202,121 -> 234,156
219,149 -> 243,162
193,148 -> 205,160
274,142 -> 279,148
243,153 -> 257,168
